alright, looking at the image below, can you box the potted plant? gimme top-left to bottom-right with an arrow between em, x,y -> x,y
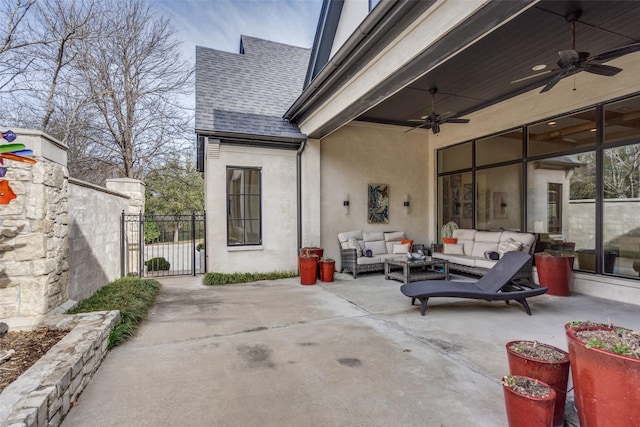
298,253 -> 318,285
534,250 -> 574,296
502,374 -> 556,427
506,341 -> 570,427
197,243 -> 205,273
565,323 -> 640,426
319,257 -> 335,282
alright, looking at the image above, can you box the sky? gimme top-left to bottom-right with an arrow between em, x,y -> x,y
154,0 -> 324,62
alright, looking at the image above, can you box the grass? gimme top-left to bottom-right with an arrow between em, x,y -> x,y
202,271 -> 298,286
67,277 -> 161,349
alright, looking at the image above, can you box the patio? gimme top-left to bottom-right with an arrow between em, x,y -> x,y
62,273 -> 640,426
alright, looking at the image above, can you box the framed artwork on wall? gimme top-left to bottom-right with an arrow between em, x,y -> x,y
463,203 -> 472,219
368,183 -> 389,223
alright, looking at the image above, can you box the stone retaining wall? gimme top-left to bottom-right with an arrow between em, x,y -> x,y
0,311 -> 119,427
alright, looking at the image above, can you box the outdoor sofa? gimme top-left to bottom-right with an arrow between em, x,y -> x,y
338,230 -> 419,278
432,229 -> 537,284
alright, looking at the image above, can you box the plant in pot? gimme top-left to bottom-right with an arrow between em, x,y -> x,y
565,323 -> 640,426
298,253 -> 318,285
506,340 -> 570,427
534,250 -> 575,296
319,257 -> 335,282
502,374 -> 556,427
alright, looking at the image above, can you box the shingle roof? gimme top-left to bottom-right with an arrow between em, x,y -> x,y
195,35 -> 311,140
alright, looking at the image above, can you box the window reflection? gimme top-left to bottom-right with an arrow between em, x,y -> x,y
528,109 -> 596,157
476,164 -> 522,231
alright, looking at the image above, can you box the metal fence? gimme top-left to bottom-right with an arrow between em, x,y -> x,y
121,212 -> 206,277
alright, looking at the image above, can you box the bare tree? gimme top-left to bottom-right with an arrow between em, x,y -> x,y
0,0 -> 37,92
77,0 -> 193,180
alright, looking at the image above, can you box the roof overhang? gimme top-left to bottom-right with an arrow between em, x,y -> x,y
287,0 -> 640,140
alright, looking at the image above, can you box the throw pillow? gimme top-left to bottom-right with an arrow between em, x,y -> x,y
442,237 -> 458,244
365,249 -> 373,257
349,238 -> 364,256
484,251 -> 500,260
401,239 -> 414,252
364,240 -> 387,255
392,243 -> 410,254
498,238 -> 522,257
443,243 -> 465,255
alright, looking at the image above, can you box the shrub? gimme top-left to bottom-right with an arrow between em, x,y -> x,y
196,243 -> 205,252
203,270 -> 297,286
67,277 -> 160,348
145,257 -> 170,271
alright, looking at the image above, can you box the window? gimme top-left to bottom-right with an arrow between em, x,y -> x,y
528,109 -> 597,157
227,167 -> 261,246
476,164 -> 522,231
437,142 -> 472,173
476,130 -> 523,166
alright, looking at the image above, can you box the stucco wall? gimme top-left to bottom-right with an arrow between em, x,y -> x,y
205,141 -> 300,273
319,122 -> 431,267
67,179 -> 138,301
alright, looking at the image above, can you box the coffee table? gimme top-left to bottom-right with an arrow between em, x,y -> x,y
384,257 -> 449,284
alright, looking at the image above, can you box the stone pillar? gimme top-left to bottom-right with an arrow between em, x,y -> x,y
0,129 -> 69,317
105,178 -> 145,214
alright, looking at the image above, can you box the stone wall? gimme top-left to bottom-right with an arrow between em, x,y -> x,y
0,129 -> 145,318
0,130 -> 69,317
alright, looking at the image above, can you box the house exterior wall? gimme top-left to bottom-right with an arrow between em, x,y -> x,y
329,0 -> 369,58
319,121 -> 431,267
204,141 -> 300,273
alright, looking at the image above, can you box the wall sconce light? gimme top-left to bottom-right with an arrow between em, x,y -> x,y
343,193 -> 350,215
403,194 -> 410,214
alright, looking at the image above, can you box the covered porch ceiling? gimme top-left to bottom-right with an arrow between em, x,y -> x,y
356,0 -> 640,130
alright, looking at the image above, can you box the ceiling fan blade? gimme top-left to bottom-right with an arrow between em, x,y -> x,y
442,118 -> 470,124
590,42 -> 640,63
540,71 -> 568,93
408,119 -> 424,122
403,122 -> 428,134
583,63 -> 622,77
511,69 -> 552,84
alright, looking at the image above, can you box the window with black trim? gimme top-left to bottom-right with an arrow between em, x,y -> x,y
227,167 -> 261,246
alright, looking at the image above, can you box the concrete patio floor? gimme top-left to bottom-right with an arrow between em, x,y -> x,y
62,272 -> 640,426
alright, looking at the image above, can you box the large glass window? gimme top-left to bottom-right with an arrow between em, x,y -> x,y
476,164 -> 522,231
527,153 -> 596,270
437,142 -> 472,173
476,130 -> 523,166
439,172 -> 472,231
528,109 -> 597,157
227,167 -> 261,246
602,144 -> 640,277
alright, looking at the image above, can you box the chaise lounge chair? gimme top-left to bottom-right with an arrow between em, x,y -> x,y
400,251 -> 548,316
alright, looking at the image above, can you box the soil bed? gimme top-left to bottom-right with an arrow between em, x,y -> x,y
503,375 -> 552,397
0,327 -> 69,393
575,328 -> 640,359
508,340 -> 567,362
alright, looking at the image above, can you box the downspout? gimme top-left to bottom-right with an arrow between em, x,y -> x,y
296,139 -> 308,253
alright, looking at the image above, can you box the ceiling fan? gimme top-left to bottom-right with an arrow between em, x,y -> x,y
514,10 -> 640,93
405,88 -> 469,135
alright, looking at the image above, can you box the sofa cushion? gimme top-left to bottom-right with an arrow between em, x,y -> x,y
392,243 -> 410,254
498,238 -> 522,257
363,231 -> 385,242
384,231 -> 405,241
338,230 -> 363,243
452,229 -> 476,256
365,240 -> 387,255
471,241 -> 500,258
475,231 -> 502,243
401,239 -> 414,252
356,256 -> 383,265
443,243 -> 465,255
501,231 -> 535,253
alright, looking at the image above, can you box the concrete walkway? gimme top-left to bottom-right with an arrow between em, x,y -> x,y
62,273 -> 640,426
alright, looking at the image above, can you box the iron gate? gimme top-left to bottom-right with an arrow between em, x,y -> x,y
121,212 -> 206,277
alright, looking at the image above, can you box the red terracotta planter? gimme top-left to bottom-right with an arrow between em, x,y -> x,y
506,341 -> 570,427
566,326 -> 640,427
301,247 -> 323,278
534,253 -> 574,296
319,260 -> 335,282
503,375 -> 556,427
298,255 -> 317,285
